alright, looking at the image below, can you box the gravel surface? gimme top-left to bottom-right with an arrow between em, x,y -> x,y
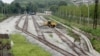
33,15 -> 79,56
27,16 -> 38,36
43,33 -> 78,56
18,16 -> 26,29
0,16 -> 20,34
0,15 -> 65,56
1,14 -> 100,56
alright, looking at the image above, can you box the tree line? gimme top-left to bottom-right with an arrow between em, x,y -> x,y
50,1 -> 100,29
0,1 -> 38,15
0,0 -> 68,15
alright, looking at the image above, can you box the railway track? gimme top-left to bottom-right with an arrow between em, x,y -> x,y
32,15 -> 78,56
38,15 -> 90,56
22,15 -> 28,32
15,15 -> 76,56
15,15 -> 24,30
15,15 -> 91,56
54,29 -> 87,56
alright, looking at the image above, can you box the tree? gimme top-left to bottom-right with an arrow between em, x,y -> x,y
26,2 -> 37,14
58,1 -> 67,6
93,0 -> 99,29
9,2 -> 22,14
50,5 -> 58,12
37,3 -> 45,8
0,1 -> 4,13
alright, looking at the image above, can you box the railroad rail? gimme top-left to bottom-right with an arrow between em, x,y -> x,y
38,15 -> 90,56
31,15 -> 76,56
22,15 -> 28,32
15,15 -> 76,56
15,14 -> 91,56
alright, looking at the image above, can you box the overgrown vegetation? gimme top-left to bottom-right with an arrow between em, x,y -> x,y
67,29 -> 80,41
0,14 -> 5,21
0,14 -> 8,22
10,34 -> 51,56
91,38 -> 100,52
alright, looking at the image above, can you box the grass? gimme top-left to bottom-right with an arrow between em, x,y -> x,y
55,40 -> 60,43
0,14 -> 9,22
91,38 -> 100,52
0,14 -> 5,21
78,25 -> 100,38
67,29 -> 80,41
46,15 -> 100,53
10,34 -> 51,56
49,33 -> 53,38
0,13 -> 13,22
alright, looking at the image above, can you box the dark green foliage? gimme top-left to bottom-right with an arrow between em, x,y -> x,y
58,1 -> 67,6
0,1 -> 38,14
26,2 -> 37,13
50,5 -> 58,12
10,2 -> 21,14
0,0 -> 70,14
14,0 -> 69,12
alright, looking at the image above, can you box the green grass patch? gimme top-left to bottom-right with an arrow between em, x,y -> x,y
91,38 -> 100,53
0,14 -> 13,22
80,27 -> 100,37
0,14 -> 8,22
10,34 -> 51,56
0,14 -> 5,20
49,33 -> 53,38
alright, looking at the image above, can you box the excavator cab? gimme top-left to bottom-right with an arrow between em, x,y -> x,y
43,20 -> 57,28
47,20 -> 56,28
47,20 -> 51,27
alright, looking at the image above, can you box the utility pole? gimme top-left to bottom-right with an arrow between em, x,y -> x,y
93,0 -> 99,29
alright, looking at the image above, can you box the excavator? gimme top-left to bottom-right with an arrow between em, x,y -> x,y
43,20 -> 57,28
